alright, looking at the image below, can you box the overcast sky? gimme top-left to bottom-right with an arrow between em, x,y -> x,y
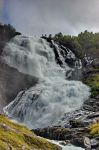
0,0 -> 99,36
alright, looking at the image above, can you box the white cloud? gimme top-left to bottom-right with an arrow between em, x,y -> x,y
3,0 -> 99,35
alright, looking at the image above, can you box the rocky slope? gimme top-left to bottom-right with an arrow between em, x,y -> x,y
0,62 -> 38,112
33,123 -> 99,149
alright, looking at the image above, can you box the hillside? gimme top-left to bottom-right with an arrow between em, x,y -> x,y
0,115 -> 61,150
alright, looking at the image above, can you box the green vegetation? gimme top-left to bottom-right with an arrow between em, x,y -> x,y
84,74 -> 99,97
0,23 -> 21,43
89,123 -> 99,137
0,115 -> 61,150
48,30 -> 99,58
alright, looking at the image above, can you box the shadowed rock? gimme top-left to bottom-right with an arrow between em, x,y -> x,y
0,61 -> 38,112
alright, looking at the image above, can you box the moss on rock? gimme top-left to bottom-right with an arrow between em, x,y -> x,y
89,123 -> 99,138
0,115 -> 61,150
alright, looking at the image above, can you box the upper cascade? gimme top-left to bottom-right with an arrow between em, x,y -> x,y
3,35 -> 90,129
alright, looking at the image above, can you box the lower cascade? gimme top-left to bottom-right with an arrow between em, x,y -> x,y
3,35 -> 90,129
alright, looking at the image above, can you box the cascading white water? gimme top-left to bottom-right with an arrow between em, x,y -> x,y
3,35 -> 90,129
50,140 -> 84,150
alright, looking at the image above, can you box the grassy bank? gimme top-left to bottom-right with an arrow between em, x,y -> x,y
0,115 -> 61,150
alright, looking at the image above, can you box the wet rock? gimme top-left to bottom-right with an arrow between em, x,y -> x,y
86,112 -> 99,120
83,98 -> 99,112
71,137 -> 84,148
83,105 -> 94,112
57,109 -> 93,128
91,138 -> 99,149
92,58 -> 99,68
33,126 -> 88,148
59,141 -> 69,146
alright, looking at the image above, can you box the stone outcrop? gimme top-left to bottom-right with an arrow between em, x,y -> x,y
33,126 -> 88,148
33,117 -> 99,149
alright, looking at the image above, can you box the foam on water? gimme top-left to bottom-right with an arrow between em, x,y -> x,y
49,140 -> 84,150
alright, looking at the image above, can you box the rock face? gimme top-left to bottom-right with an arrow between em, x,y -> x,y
0,24 -> 21,55
42,36 -> 82,81
0,61 -> 38,112
33,126 -> 88,148
33,119 -> 99,149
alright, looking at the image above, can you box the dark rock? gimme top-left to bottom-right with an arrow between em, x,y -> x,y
65,58 -> 75,67
92,58 -> 99,68
83,98 -> 99,112
91,138 -> 99,149
0,24 -> 21,56
71,137 -> 84,148
33,126 -> 88,148
86,112 -> 99,120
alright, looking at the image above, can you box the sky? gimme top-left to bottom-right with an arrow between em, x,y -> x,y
0,0 -> 99,36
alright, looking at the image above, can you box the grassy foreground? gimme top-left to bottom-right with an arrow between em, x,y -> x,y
0,115 -> 61,150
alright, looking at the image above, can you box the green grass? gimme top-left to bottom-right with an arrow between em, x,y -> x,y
89,123 -> 99,137
0,115 -> 61,150
84,74 -> 99,97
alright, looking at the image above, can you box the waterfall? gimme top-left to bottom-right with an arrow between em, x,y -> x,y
3,35 -> 90,129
